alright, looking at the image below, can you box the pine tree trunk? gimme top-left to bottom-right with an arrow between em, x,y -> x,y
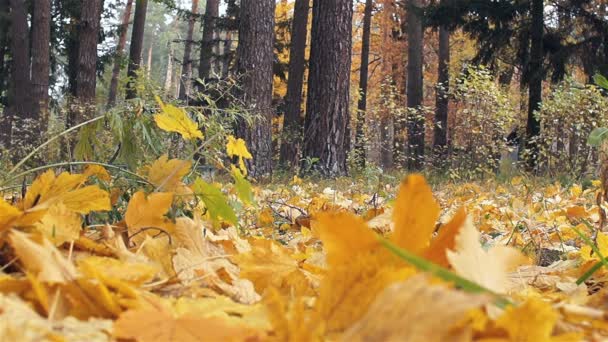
4,0 -> 31,155
355,0 -> 373,167
70,0 -> 102,128
199,0 -> 219,82
235,0 -> 275,178
278,0 -> 309,168
126,0 -> 148,100
221,30 -> 233,78
31,0 -> 51,133
526,0 -> 543,166
0,0 -> 9,107
179,0 -> 199,100
405,0 -> 425,170
433,25 -> 449,156
107,0 -> 134,108
301,0 -> 353,176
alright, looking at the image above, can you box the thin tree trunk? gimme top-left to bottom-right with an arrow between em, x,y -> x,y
164,39 -> 174,92
301,0 -> 353,176
146,42 -> 153,78
221,30 -> 233,78
278,0 -> 310,168
126,0 -> 148,100
235,0 -> 275,177
71,0 -> 102,128
405,0 -> 425,170
107,0 -> 134,108
3,0 -> 31,153
355,0 -> 373,167
526,0 -> 543,166
199,0 -> 219,82
31,0 -> 51,133
179,0 -> 199,100
433,25 -> 449,156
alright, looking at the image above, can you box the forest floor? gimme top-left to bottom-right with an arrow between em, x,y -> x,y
1,162 -> 607,341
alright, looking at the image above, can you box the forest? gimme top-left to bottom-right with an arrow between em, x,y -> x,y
1,0 -> 608,340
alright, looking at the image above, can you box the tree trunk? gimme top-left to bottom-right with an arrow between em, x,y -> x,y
178,0 -> 199,100
199,0 -> 219,82
526,0 -> 543,166
31,0 -> 51,132
235,0 -> 275,178
71,0 -> 102,127
107,0 -> 134,108
3,0 -> 31,153
0,0 -> 10,106
164,39 -> 174,92
355,0 -> 373,167
146,42 -> 153,78
278,0 -> 310,168
301,0 -> 353,176
406,0 -> 425,170
433,25 -> 449,156
126,0 -> 148,100
221,30 -> 233,78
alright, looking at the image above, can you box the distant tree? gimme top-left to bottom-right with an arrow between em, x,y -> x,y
406,0 -> 425,170
433,9 -> 449,157
301,0 -> 353,176
126,0 -> 148,100
199,0 -> 219,82
178,0 -> 199,100
354,0 -> 374,167
31,0 -> 52,127
235,0 -> 275,177
279,0 -> 310,168
107,0 -> 134,107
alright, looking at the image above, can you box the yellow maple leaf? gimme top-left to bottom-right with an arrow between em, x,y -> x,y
391,174 -> 440,254
154,96 -> 203,140
141,155 -> 193,195
447,217 -> 527,294
342,275 -> 490,342
423,207 -> 467,267
77,256 -> 159,286
83,164 -> 111,182
35,203 -> 82,246
0,198 -> 23,231
125,191 -> 174,232
226,135 -> 253,174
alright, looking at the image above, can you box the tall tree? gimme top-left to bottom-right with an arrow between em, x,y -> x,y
107,0 -> 134,107
199,0 -> 219,82
31,0 -> 51,127
178,0 -> 199,100
405,0 -> 424,170
433,22 -> 449,155
355,0 -> 374,167
3,0 -> 31,152
71,0 -> 102,127
0,0 -> 9,106
278,0 -> 310,168
235,0 -> 275,177
302,0 -> 353,176
526,0 -> 543,164
126,0 -> 148,100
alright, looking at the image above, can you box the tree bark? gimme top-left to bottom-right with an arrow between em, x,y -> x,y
178,0 -> 199,100
526,0 -> 543,165
71,0 -> 102,127
31,0 -> 51,131
107,0 -> 134,108
126,0 -> 148,100
0,0 -> 9,107
235,0 -> 275,178
2,0 -> 31,152
301,0 -> 353,176
278,0 -> 310,168
199,0 -> 219,82
355,0 -> 373,167
221,30 -> 233,78
433,25 -> 449,156
405,0 -> 425,170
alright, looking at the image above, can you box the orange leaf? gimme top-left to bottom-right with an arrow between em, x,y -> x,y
391,174 -> 440,254
423,208 -> 467,267
125,191 -> 174,231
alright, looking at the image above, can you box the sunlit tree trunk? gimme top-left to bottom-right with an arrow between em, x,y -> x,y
126,0 -> 148,100
279,0 -> 309,168
107,0 -> 134,108
179,0 -> 199,100
301,0 -> 353,176
235,0 -> 275,177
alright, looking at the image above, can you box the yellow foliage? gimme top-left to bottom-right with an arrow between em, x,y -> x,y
154,96 -> 203,140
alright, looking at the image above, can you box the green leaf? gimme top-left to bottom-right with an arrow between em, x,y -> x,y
231,166 -> 254,205
588,127 -> 608,146
378,237 -> 511,308
192,178 -> 238,226
593,74 -> 608,90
